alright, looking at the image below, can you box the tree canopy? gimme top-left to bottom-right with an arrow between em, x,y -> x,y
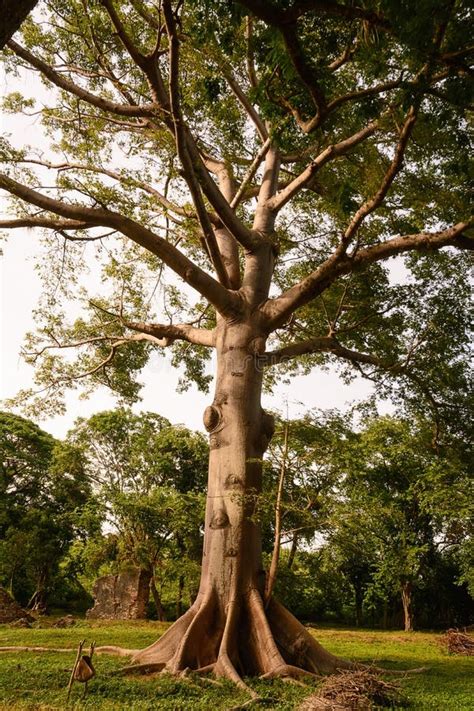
0,0 -> 471,417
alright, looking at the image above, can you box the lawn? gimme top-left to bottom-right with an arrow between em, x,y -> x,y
0,620 -> 472,710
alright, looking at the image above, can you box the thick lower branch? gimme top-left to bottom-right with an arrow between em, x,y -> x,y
0,172 -> 240,317
125,321 -> 215,348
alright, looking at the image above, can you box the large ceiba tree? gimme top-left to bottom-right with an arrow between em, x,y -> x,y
0,0 -> 472,693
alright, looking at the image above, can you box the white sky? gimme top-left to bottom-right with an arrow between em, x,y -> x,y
0,62 -> 378,440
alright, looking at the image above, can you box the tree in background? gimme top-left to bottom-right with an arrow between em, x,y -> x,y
0,412 -> 91,610
262,408 -> 472,630
66,409 -> 207,619
0,0 -> 472,687
331,415 -> 472,632
262,411 -> 345,587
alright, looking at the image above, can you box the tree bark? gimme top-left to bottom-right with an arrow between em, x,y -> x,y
401,581 -> 414,632
129,316 -> 350,687
287,532 -> 299,570
354,587 -> 363,628
149,576 -> 166,622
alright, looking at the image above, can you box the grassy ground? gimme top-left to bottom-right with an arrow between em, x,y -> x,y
0,619 -> 472,710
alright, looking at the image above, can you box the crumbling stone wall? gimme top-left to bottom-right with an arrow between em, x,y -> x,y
86,569 -> 151,619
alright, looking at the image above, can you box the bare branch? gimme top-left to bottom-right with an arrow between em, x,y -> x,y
261,335 -> 399,369
328,39 -> 357,72
326,75 -> 404,114
198,155 -> 241,288
253,144 -> 281,233
341,106 -> 418,247
163,0 -> 232,287
161,5 -> 263,253
230,137 -> 272,210
125,320 -> 215,347
185,136 -> 265,251
279,22 -> 327,122
100,0 -> 170,109
13,157 -> 193,223
238,1 -> 390,33
245,16 -> 259,88
0,216 -> 98,230
222,67 -> 268,142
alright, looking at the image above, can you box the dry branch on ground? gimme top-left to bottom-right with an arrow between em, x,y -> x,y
299,669 -> 405,710
440,629 -> 474,656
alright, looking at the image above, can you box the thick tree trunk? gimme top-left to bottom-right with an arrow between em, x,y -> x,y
129,317 -> 349,688
401,581 -> 414,632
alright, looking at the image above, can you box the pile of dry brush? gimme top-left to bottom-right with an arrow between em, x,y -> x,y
299,669 -> 404,710
440,629 -> 474,656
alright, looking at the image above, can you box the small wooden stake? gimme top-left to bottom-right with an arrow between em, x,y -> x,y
67,639 -> 85,701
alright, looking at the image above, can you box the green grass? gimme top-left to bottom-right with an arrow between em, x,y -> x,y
0,620 -> 472,709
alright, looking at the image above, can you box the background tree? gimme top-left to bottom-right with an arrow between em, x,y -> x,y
66,409 -> 207,619
262,411 -> 346,581
331,415 -> 472,631
0,412 -> 91,609
0,0 -> 472,689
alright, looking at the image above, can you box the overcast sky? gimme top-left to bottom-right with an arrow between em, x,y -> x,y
0,62 -> 378,440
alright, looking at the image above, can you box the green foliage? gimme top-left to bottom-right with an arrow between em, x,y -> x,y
0,411 -> 93,607
326,413 -> 472,626
65,409 -> 207,611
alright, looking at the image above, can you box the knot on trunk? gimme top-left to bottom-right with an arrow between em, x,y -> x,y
210,509 -> 230,529
203,405 -> 222,432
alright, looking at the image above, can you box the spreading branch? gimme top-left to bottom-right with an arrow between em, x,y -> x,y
0,172 -> 240,317
267,120 -> 378,213
7,40 -> 158,118
11,157 -> 195,223
125,320 -> 215,348
0,217 -> 99,230
261,222 -> 473,329
341,106 -> 418,248
231,138 -> 272,210
261,335 -> 400,370
163,0 -> 231,287
237,0 -> 389,32
221,66 -> 268,142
